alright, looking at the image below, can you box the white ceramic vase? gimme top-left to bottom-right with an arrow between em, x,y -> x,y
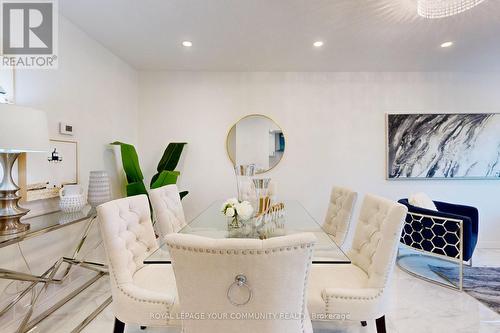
88,170 -> 111,208
58,210 -> 87,225
59,185 -> 86,213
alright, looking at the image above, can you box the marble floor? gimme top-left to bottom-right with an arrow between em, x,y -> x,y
2,249 -> 499,333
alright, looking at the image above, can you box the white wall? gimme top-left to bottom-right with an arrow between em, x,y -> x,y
138,71 -> 500,248
15,17 -> 138,202
0,15 -> 138,314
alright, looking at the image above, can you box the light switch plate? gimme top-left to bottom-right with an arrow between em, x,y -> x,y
59,122 -> 74,135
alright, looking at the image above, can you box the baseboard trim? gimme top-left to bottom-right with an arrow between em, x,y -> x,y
477,241 -> 500,249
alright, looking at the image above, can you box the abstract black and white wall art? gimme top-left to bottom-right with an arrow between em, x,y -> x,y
387,113 -> 500,179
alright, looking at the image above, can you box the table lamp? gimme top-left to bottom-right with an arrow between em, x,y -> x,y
0,104 -> 49,235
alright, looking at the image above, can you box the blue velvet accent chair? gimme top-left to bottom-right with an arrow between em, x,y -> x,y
398,199 -> 479,262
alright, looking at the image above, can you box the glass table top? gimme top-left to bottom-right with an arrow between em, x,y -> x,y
0,207 -> 95,249
145,200 -> 350,264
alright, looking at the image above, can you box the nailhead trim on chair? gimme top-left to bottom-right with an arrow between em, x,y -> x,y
300,248 -> 313,333
322,240 -> 399,313
322,242 -> 395,313
322,240 -> 399,314
107,257 -> 172,306
108,261 -> 173,306
167,243 -> 314,254
323,288 -> 385,315
168,241 -> 315,332
325,289 -> 384,301
322,198 -> 404,317
100,197 -> 177,328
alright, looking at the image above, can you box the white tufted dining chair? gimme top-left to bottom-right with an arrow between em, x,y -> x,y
308,194 -> 407,333
323,186 -> 358,247
165,233 -> 317,333
97,195 -> 179,333
150,184 -> 187,239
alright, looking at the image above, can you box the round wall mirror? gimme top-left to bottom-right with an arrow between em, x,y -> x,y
226,114 -> 285,174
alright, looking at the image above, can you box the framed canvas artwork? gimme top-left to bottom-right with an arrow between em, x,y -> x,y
386,113 -> 500,179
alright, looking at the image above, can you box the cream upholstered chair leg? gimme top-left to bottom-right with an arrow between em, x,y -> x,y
97,195 -> 179,333
150,184 -> 187,239
165,233 -> 317,333
308,194 -> 407,333
322,186 -> 358,247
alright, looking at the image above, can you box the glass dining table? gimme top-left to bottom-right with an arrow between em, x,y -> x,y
144,200 -> 351,265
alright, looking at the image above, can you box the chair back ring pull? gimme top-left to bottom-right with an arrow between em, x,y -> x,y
227,274 -> 252,306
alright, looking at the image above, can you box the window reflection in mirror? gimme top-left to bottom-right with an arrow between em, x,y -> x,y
227,115 -> 285,174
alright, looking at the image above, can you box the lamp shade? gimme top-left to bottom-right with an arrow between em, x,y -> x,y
0,104 -> 49,153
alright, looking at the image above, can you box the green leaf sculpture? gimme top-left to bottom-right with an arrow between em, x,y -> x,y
112,141 -> 144,184
111,141 -> 188,200
151,170 -> 180,189
126,181 -> 148,197
151,143 -> 187,187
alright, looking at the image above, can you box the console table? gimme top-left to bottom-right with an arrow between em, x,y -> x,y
0,207 -> 110,333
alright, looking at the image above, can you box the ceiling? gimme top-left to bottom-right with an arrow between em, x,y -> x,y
60,0 -> 500,71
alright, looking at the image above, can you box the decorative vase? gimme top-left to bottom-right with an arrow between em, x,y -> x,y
253,178 -> 271,215
234,164 -> 257,211
58,210 -> 87,225
59,185 -> 86,213
87,171 -> 111,209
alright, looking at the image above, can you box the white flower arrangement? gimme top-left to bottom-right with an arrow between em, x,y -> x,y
221,198 -> 254,221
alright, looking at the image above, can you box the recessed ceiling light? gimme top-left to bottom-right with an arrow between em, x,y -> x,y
440,41 -> 453,48
313,41 -> 324,47
182,41 -> 193,47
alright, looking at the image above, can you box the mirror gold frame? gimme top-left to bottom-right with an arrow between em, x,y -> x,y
226,114 -> 285,174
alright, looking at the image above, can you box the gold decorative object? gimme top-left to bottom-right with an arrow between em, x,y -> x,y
258,196 -> 271,215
